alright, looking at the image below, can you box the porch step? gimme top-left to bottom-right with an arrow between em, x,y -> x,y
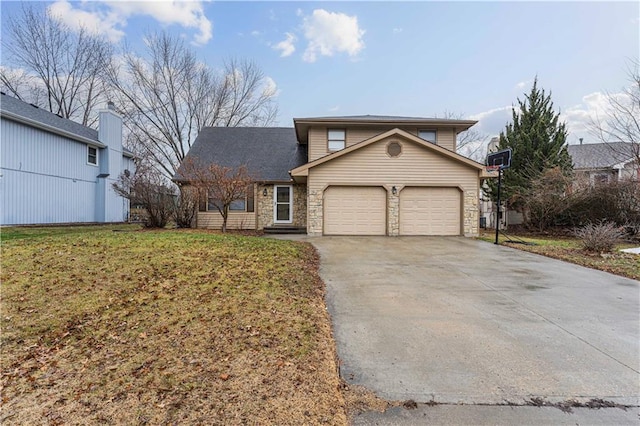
263,226 -> 307,234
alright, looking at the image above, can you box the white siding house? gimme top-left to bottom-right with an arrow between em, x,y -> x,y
0,93 -> 134,225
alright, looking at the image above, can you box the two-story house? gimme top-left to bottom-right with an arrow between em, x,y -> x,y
175,115 -> 492,236
0,93 -> 134,225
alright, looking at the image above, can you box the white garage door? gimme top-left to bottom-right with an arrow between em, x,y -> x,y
400,187 -> 461,235
324,186 -> 386,235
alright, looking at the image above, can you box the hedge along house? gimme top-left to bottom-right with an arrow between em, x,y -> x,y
175,115 -> 493,236
0,93 -> 134,225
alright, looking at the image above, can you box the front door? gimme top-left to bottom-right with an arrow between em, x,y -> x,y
274,185 -> 293,224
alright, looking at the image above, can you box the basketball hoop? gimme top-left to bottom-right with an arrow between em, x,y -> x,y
485,148 -> 513,246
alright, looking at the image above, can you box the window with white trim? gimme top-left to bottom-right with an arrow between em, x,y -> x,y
87,146 -> 98,165
328,129 -> 346,151
418,129 -> 437,144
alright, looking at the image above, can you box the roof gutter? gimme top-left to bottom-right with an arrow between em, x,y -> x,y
0,109 -> 106,148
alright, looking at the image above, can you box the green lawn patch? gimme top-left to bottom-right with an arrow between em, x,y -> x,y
1,227 -> 346,424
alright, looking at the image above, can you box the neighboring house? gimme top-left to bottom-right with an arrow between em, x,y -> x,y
479,140 -> 640,230
0,93 -> 134,225
567,142 -> 638,185
175,115 -> 493,236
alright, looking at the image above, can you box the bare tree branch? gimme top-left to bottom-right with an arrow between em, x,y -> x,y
1,4 -> 112,127
177,158 -> 255,232
589,58 -> 640,164
106,32 -> 278,181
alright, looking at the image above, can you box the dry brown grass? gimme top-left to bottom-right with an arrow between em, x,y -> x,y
479,231 -> 640,281
1,226 -> 347,425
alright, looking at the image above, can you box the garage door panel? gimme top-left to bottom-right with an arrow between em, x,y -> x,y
324,187 -> 386,235
400,187 -> 460,235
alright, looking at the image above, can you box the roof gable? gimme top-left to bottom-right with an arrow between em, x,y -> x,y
174,127 -> 306,182
291,128 -> 488,177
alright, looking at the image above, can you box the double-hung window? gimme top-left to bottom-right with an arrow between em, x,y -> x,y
418,129 -> 437,144
328,129 -> 346,151
87,146 -> 98,165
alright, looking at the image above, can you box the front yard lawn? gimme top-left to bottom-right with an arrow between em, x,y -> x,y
1,227 -> 347,424
479,231 -> 640,281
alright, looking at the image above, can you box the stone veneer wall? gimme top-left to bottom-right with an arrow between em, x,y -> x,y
292,185 -> 307,228
387,187 -> 399,236
463,191 -> 479,236
256,184 -> 306,230
307,188 -> 323,235
256,184 -> 273,230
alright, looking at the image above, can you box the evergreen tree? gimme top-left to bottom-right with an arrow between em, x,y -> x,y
487,78 -> 573,209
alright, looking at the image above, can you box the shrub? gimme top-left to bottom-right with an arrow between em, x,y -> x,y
523,167 -> 575,231
573,221 -> 625,253
563,179 -> 640,228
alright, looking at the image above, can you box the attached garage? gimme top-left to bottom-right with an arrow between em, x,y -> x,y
324,186 -> 386,235
399,187 -> 461,235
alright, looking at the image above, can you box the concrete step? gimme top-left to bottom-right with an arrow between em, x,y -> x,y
263,226 -> 307,234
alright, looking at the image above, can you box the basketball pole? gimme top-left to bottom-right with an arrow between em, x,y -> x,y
495,168 -> 501,245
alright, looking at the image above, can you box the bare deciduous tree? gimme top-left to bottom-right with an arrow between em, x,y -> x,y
107,32 -> 278,180
590,58 -> 640,164
177,159 -> 255,232
112,160 -> 176,228
1,4 -> 112,127
438,111 -> 489,161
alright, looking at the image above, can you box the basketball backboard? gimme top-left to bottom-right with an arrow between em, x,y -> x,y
486,148 -> 512,170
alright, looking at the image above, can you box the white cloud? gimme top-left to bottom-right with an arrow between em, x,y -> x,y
250,30 -> 262,37
515,79 -> 532,90
560,91 -> 629,144
328,105 -> 340,112
48,0 -> 125,42
273,33 -> 296,57
47,0 -> 213,45
467,90 -> 628,147
469,105 -> 514,137
392,27 -> 403,34
263,76 -> 280,97
301,9 -> 365,63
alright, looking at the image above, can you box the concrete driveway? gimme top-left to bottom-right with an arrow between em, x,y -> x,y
309,236 -> 639,409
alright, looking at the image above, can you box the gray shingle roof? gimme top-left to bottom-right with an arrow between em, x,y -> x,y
567,142 -> 636,169
294,114 -> 475,123
174,127 -> 306,182
0,92 -> 99,142
1,93 -> 134,157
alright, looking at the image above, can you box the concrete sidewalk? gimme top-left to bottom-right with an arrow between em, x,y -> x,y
353,404 -> 639,425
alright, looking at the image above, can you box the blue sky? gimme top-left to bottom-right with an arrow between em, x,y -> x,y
2,1 -> 638,149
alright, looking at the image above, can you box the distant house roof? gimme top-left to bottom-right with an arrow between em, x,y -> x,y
567,142 -> 637,169
174,127 -> 306,182
0,92 -> 133,157
293,115 -> 477,144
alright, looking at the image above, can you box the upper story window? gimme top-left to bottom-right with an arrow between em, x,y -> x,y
328,129 -> 346,151
418,129 -> 437,144
87,146 -> 98,165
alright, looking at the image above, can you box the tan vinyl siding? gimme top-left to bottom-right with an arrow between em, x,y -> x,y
308,126 -> 458,161
197,211 -> 256,230
308,136 -> 477,192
